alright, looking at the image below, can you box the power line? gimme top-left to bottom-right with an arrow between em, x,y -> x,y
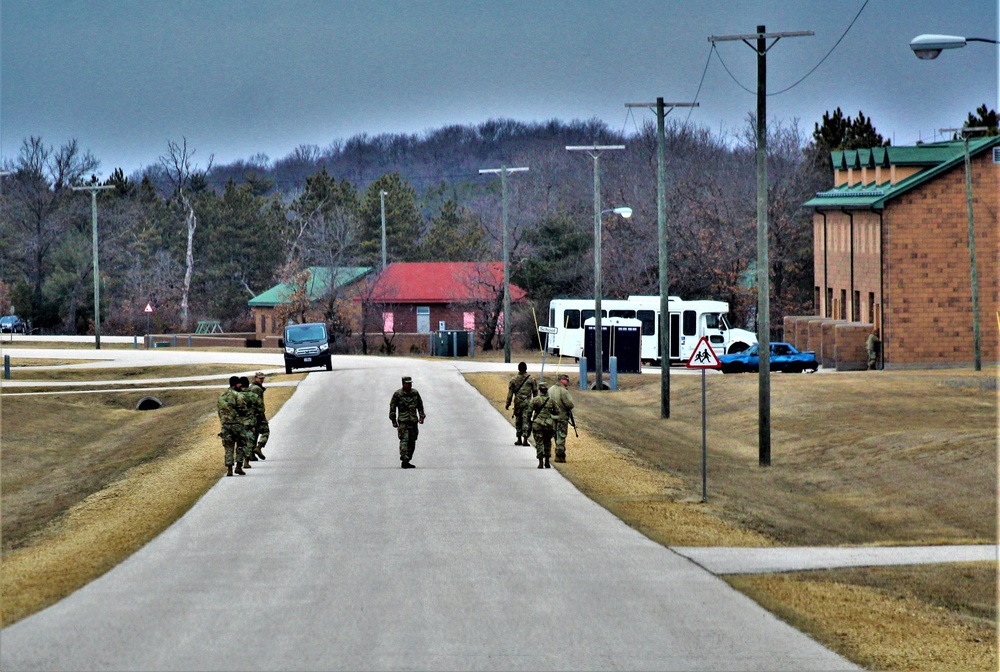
710,0 -> 871,97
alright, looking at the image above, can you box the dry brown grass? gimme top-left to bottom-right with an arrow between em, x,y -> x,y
4,363 -> 253,382
0,381 -> 295,625
466,367 -> 998,671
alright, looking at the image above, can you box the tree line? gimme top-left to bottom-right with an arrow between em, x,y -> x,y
2,107 -> 994,349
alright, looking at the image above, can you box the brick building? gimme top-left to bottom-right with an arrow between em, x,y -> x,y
359,261 -> 526,336
796,137 -> 999,369
247,266 -> 372,340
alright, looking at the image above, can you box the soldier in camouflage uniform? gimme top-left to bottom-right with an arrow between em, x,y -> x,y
389,375 -> 426,469
245,371 -> 269,460
237,376 -> 255,469
528,381 -> 555,469
548,373 -> 575,462
218,376 -> 246,476
505,361 -> 538,446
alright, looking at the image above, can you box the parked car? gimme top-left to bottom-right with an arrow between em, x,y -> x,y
278,322 -> 332,374
0,315 -> 25,333
719,341 -> 818,374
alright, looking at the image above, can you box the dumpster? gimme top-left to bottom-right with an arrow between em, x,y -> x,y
433,330 -> 471,357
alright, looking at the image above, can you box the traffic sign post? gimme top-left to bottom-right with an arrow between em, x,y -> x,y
686,337 -> 721,501
143,302 -> 154,348
538,326 -> 558,381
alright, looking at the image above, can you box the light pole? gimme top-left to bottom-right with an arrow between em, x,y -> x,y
379,190 -> 388,270
909,34 -> 999,59
942,126 -> 989,371
479,165 -> 529,364
566,145 -> 626,392
708,26 -> 812,467
625,98 -> 699,418
72,184 -> 116,349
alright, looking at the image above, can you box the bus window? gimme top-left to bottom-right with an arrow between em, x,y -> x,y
565,310 -> 580,329
637,310 -> 655,335
683,310 -> 697,336
705,313 -> 720,329
720,314 -> 730,330
609,310 -> 635,319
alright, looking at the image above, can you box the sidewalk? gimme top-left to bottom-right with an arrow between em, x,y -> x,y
671,544 -> 998,574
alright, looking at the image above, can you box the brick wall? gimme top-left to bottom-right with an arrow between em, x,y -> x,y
884,153 -> 998,367
833,323 -> 873,371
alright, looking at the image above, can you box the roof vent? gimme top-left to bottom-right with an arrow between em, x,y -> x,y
993,146 -> 1000,164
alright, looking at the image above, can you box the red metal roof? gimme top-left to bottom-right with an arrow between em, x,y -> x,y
364,262 -> 527,304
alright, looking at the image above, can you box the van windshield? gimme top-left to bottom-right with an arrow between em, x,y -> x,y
285,324 -> 327,344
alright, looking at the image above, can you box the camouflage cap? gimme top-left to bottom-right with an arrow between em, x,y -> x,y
254,371 -> 266,378
401,376 -> 412,384
538,381 -> 549,390
558,374 -> 570,382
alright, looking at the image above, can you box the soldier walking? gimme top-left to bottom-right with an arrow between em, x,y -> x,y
218,376 -> 246,476
548,373 -> 575,463
505,361 -> 538,445
246,371 -> 269,460
237,376 -> 255,469
389,375 -> 426,469
528,381 -> 555,468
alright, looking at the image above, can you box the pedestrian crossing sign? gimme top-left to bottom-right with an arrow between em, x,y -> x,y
686,336 -> 721,369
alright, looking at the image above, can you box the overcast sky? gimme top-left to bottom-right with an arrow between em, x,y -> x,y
2,0 -> 997,178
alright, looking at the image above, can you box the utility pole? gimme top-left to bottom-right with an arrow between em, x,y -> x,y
625,98 -> 698,418
941,126 -> 988,371
709,26 -> 812,466
479,166 -> 529,364
379,190 -> 388,270
566,145 -> 625,392
72,184 -> 116,349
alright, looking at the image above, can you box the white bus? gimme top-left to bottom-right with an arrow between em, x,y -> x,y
546,295 -> 756,365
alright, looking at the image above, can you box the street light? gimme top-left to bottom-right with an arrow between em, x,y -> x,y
479,165 -> 529,364
910,34 -> 999,60
72,184 -> 115,349
567,144 -> 626,392
379,190 -> 388,270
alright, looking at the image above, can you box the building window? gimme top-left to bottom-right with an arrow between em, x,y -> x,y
814,287 -> 820,314
853,291 -> 860,322
840,289 -> 847,320
261,314 -> 267,334
868,293 -> 875,324
826,288 -> 833,318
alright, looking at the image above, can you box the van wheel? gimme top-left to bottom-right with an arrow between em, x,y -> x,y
285,364 -> 292,375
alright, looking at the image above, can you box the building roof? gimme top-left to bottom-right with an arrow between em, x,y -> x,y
362,262 -> 527,304
248,266 -> 372,307
804,136 -> 1000,211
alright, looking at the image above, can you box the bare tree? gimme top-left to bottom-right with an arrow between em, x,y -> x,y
158,138 -> 213,331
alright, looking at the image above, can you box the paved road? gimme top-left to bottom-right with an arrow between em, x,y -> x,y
1,356 -> 855,671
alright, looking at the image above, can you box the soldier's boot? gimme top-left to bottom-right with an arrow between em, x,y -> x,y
544,457 -> 551,468
254,447 -> 266,460
242,456 -> 252,468
554,453 -> 566,463
234,461 -> 246,476
227,465 -> 234,477
537,458 -> 544,469
515,435 -> 522,445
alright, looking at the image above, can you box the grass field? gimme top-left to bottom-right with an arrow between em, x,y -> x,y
1,359 -> 996,670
